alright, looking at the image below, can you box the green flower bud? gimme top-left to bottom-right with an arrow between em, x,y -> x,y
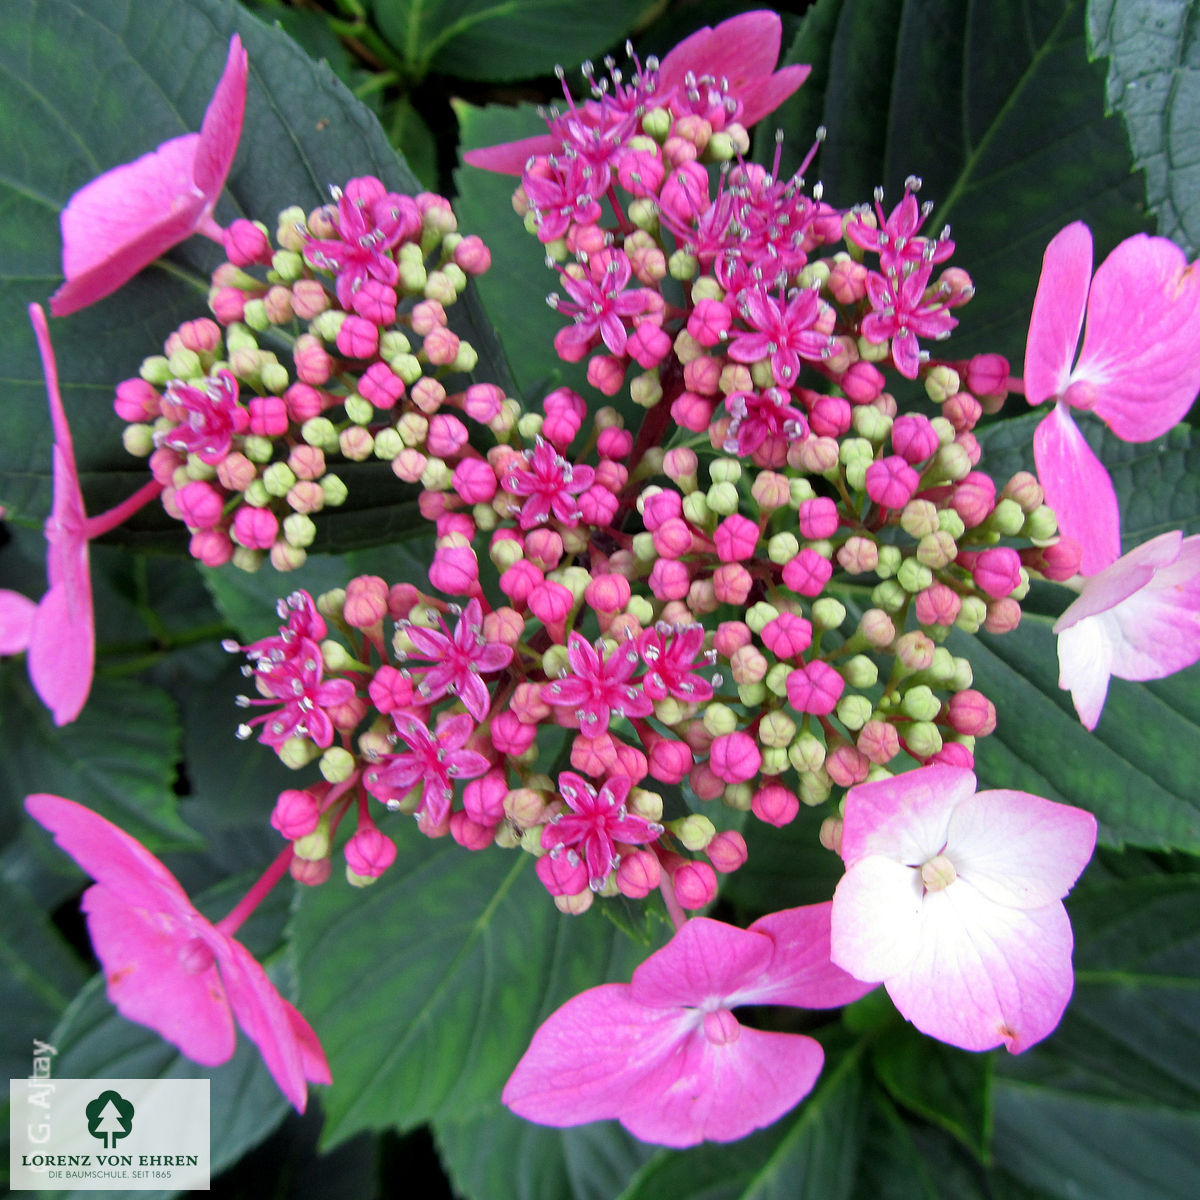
516,412 -> 543,441
342,393 -> 372,426
278,735 -> 319,770
371,428 -> 402,460
935,442 -> 971,482
930,416 -> 956,445
871,579 -> 908,613
262,462 -> 297,498
901,684 -> 940,721
271,248 -> 304,283
843,654 -> 879,689
1011,568 -> 1031,601
671,814 -> 716,851
812,597 -> 846,631
1023,504 -> 1059,541
750,359 -> 776,389
452,341 -> 479,373
543,643 -> 569,678
852,405 -> 892,443
628,197 -> 661,232
709,458 -> 742,484
703,702 -> 738,737
320,474 -> 348,506
122,424 -> 155,457
184,456 -> 217,482
691,276 -> 725,303
167,347 -> 203,379
391,353 -> 423,384
837,694 -> 873,731
261,362 -> 290,394
737,681 -> 768,706
630,370 -> 663,408
140,355 -> 173,385
764,662 -> 792,698
839,436 -> 873,467
723,783 -> 754,811
628,787 -> 664,822
897,557 -> 934,593
989,497 -> 1026,537
421,458 -> 452,491
856,335 -> 890,363
681,491 -> 711,526
759,710 -> 797,748
242,299 -> 270,331
788,731 -> 826,772
309,310 -> 346,342
916,530 -> 958,569
706,480 -> 740,515
901,499 -> 939,539
397,242 -> 427,292
927,647 -> 957,684
746,602 -> 779,634
276,206 -> 308,251
788,477 -> 817,507
669,248 -> 699,281
924,365 -> 960,402
765,532 -> 799,565
955,594 -> 987,634
283,513 -> 317,548
799,770 -> 832,806
293,814 -> 332,860
938,509 -> 966,539
875,544 -> 903,578
301,417 -> 339,451
796,260 -> 831,289
905,721 -> 943,758
317,588 -> 345,620
242,480 -> 271,507
760,746 -> 789,775
654,696 -> 687,726
631,531 -> 656,562
949,656 -> 974,691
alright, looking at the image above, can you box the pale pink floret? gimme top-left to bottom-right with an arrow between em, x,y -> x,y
830,765 -> 1097,1053
1024,222 -> 1200,573
24,794 -> 330,1112
502,904 -> 871,1147
51,36 -> 247,316
1053,530 -> 1200,729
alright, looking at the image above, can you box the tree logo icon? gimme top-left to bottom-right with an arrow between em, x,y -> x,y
85,1090 -> 135,1148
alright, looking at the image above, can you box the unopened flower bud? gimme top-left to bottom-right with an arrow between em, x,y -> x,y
842,655 -> 879,689
897,557 -> 934,594
671,814 -> 716,851
1023,505 -> 1059,541
894,631 -> 936,671
1002,471 -> 1045,512
905,721 -> 943,759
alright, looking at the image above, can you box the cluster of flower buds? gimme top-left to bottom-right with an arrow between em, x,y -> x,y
113,178 -> 492,572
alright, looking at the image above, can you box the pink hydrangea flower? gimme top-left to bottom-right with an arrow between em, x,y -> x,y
638,622 -> 715,703
861,262 -> 957,379
160,369 -> 248,464
728,286 -> 830,387
503,439 -> 596,529
830,765 -> 1097,1053
502,903 -> 871,1147
540,772 -> 662,892
1024,222 -> 1200,574
50,36 -> 248,316
1053,530 -> 1200,729
0,306 -> 161,725
542,631 -> 654,735
25,794 -> 330,1111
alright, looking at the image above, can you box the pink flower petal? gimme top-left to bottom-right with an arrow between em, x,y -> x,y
737,65 -> 813,128
1055,616 -> 1112,730
1033,402 -> 1121,575
1075,233 -> 1200,440
27,577 -> 94,726
659,12 -> 781,97
884,888 -> 1076,1053
741,902 -> 877,1009
630,917 -> 774,1008
1053,530 -> 1181,629
82,884 -> 236,1067
1024,222 -> 1092,406
192,36 -> 249,199
830,857 -> 924,982
622,1022 -> 825,1147
947,789 -> 1097,909
462,133 -> 557,175
839,764 -> 976,868
0,589 -> 36,655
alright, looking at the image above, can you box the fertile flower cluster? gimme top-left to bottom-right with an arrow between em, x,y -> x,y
113,178 -> 492,572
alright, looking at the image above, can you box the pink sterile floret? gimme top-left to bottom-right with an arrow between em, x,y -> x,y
830,764 -> 1097,1053
51,37 -> 248,316
502,903 -> 870,1147
539,771 -> 662,893
25,794 -> 330,1112
1053,530 -> 1200,730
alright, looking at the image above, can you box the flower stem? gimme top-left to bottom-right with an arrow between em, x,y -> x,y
215,845 -> 295,937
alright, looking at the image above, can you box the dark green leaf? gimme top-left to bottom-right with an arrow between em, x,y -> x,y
1088,0 -> 1200,254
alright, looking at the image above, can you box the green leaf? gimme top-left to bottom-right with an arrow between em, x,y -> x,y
292,838 -> 655,1148
434,1105 -> 653,1200
773,0 -> 1147,366
369,0 -> 656,83
0,0 -> 505,553
870,1027 -> 993,1162
616,1043 -> 866,1200
1088,0 -> 1200,254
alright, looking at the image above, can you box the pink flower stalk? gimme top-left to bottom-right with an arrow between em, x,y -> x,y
1053,530 -> 1200,729
830,765 -> 1097,1053
503,903 -> 871,1147
303,177 -> 420,310
363,712 -> 490,827
655,11 -> 811,132
1024,222 -> 1200,573
543,631 -> 654,735
1,306 -> 161,724
160,369 -> 248,464
540,772 -> 663,892
50,37 -> 248,316
399,598 -> 513,720
503,439 -> 596,530
25,794 -> 330,1111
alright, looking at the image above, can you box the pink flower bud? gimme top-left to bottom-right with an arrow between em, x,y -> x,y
114,377 -> 162,422
232,506 -> 278,550
578,484 -> 620,526
840,360 -> 885,402
983,596 -> 1022,634
536,849 -> 589,897
586,354 -> 626,396
670,390 -> 715,432
653,516 -> 695,559
423,325 -> 461,366
345,826 -> 397,878
947,689 -> 996,736
462,383 -> 504,423
828,257 -> 869,304
687,760 -> 723,800
522,528 -> 562,572
178,318 -> 222,353
628,321 -> 671,370
708,731 -> 761,784
491,710 -> 537,756
461,770 -> 507,826
706,830 -> 748,873
175,480 -> 225,529
224,219 -> 273,266
294,334 -> 333,384
291,279 -> 329,321
930,741 -> 975,769
358,361 -> 405,410
972,546 -> 1022,598
943,390 -> 982,432
785,661 -> 844,715
857,720 -> 900,765
713,514 -> 759,562
798,497 -> 840,539
336,315 -> 379,359
570,732 -> 618,776
429,544 -> 479,595
952,471 -> 996,528
528,579 -> 573,625
614,741 -> 649,783
672,859 -> 717,909
646,734 -> 692,784
284,445 -> 323,482
641,489 -> 683,531
450,810 -> 495,851
271,788 -> 322,839
291,856 -> 331,886
615,849 -> 660,898
247,395 -> 288,438
891,413 -> 940,463
825,742 -> 870,787
345,575 -> 388,628
648,558 -> 692,601
499,559 -> 543,607
914,582 -> 962,627
865,456 -> 920,509
585,572 -> 631,614
957,430 -> 981,465
687,298 -> 733,347
211,286 -> 247,324
369,665 -> 414,714
596,428 -> 633,461
445,457 -> 492,505
790,434 -> 839,474
760,612 -> 812,659
808,394 -> 852,437
966,353 -> 1009,397
189,528 -> 234,566
425,412 -> 467,459
712,563 -> 753,605
452,234 -> 491,275
782,547 -> 834,597
1022,538 -> 1082,581
284,383 -> 326,422
751,784 -> 799,828
894,631 -> 936,670
713,621 -> 752,658
287,480 -> 325,514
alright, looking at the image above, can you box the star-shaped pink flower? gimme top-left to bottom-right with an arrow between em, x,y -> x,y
503,439 -> 596,530
25,794 -> 330,1112
1024,222 -> 1200,574
1053,530 -> 1200,729
502,903 -> 872,1146
831,765 -> 1097,1053
50,36 -> 248,316
542,631 -> 653,735
637,622 -> 714,703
